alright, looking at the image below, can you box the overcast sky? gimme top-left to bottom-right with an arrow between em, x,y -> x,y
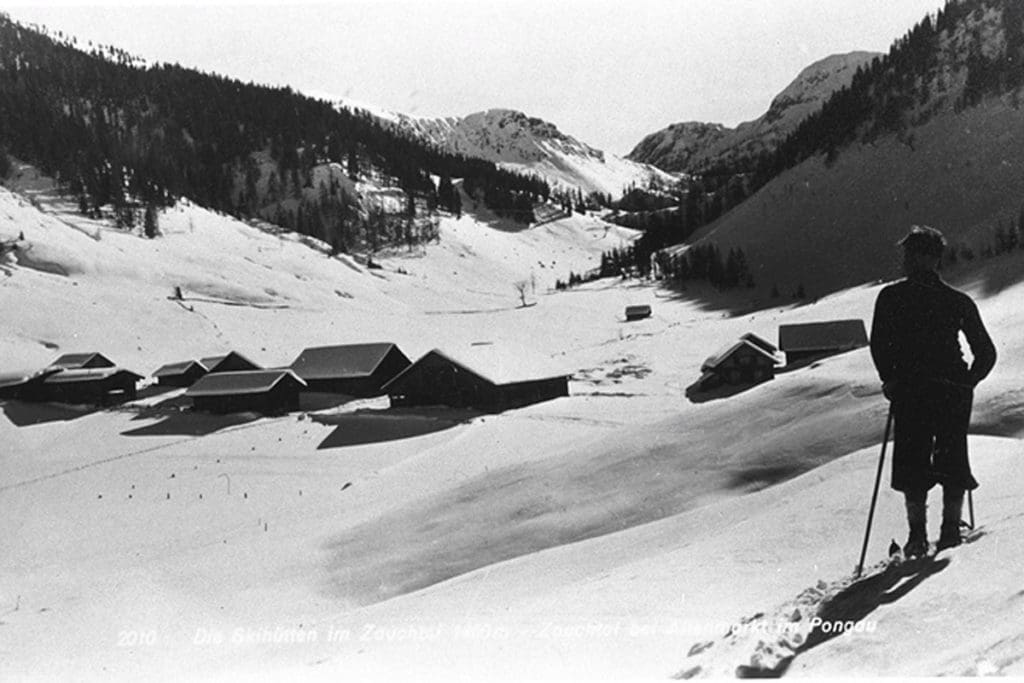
5,0 -> 945,155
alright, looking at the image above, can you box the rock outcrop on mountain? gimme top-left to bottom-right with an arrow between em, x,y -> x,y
627,52 -> 881,173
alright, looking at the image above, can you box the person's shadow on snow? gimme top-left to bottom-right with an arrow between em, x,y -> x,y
751,557 -> 952,678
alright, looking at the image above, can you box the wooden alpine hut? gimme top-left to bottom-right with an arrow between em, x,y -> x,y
185,369 -> 306,414
778,319 -> 868,366
29,367 -> 143,405
697,337 -> 779,390
625,305 -> 652,321
289,343 -> 411,396
383,343 -> 570,412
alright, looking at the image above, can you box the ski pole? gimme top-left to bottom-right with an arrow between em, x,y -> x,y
967,489 -> 975,529
856,406 -> 894,578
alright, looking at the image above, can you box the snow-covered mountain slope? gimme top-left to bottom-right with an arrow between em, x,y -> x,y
391,108 -> 678,198
2,170 -> 1023,680
677,95 -> 1024,299
628,51 -> 880,172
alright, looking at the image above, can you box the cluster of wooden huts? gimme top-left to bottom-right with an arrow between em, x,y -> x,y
0,318 -> 870,414
0,342 -> 572,415
696,319 -> 869,391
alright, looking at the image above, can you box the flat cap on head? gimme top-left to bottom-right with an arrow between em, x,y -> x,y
898,225 -> 946,257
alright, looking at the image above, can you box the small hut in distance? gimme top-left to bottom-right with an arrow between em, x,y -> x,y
289,343 -> 411,396
625,305 -> 652,321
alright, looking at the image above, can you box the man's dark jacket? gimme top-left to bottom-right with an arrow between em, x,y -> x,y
870,271 -> 996,388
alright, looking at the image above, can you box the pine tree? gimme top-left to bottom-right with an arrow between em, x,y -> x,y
143,202 -> 159,238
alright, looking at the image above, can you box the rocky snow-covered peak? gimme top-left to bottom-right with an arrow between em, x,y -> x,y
398,108 -> 605,165
390,107 -> 677,198
627,51 -> 881,173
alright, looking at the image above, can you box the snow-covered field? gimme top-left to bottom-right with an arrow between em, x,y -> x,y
1,173 -> 1023,681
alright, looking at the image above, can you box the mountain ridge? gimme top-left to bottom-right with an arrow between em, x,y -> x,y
382,106 -> 678,198
627,51 -> 882,173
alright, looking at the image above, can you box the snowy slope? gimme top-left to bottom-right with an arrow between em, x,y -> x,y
391,108 -> 678,198
628,52 -> 880,172
2,170 -> 1024,681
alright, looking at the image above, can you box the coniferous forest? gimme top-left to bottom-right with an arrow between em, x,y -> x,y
0,14 -> 549,251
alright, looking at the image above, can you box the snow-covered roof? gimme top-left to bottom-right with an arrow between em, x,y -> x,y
778,319 -> 868,353
48,352 -> 115,369
199,355 -> 226,370
740,332 -> 778,355
701,339 -> 779,372
198,351 -> 261,373
185,370 -> 306,397
153,360 -> 206,377
289,343 -> 404,380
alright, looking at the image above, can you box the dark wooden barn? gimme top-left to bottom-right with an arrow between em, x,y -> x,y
289,342 -> 411,396
185,370 -> 306,414
697,338 -> 779,390
199,351 -> 261,374
152,360 -> 208,387
48,352 -> 116,370
384,344 -> 570,412
625,305 -> 652,321
0,368 -> 61,400
778,319 -> 868,366
24,368 -> 143,405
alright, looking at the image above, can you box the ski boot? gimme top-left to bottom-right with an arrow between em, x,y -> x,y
903,490 -> 929,558
936,486 -> 965,551
936,523 -> 962,551
903,526 -> 929,558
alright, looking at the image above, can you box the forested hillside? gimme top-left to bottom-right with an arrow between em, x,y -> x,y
0,14 -> 549,251
755,0 -> 1023,184
608,0 -> 1024,296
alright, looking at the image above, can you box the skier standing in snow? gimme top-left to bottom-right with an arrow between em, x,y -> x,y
870,225 -> 996,557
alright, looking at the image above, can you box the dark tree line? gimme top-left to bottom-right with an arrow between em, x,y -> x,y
0,13 -> 547,244
945,202 -> 1024,266
604,171 -> 752,275
594,242 -> 754,290
554,270 -> 601,290
654,244 -> 755,289
462,170 -> 549,224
